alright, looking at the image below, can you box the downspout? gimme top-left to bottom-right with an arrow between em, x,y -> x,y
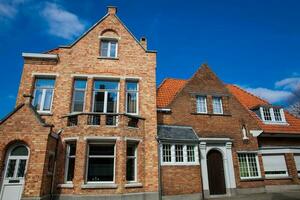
156,137 -> 162,200
50,129 -> 63,200
198,142 -> 205,200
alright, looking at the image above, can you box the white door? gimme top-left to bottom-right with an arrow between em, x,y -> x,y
0,145 -> 29,200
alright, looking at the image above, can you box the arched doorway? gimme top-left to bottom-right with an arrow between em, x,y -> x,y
0,144 -> 29,200
207,149 -> 226,195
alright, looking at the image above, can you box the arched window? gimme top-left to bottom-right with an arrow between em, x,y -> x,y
10,146 -> 29,156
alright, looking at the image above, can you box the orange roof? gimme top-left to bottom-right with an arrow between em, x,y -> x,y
157,78 -> 187,108
227,84 -> 300,134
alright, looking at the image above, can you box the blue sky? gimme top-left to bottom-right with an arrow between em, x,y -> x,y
0,0 -> 300,118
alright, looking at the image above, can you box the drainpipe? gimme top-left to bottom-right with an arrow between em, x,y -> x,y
198,142 -> 205,200
50,129 -> 63,200
156,137 -> 162,200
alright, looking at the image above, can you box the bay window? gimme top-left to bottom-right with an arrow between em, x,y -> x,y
161,144 -> 198,165
126,81 -> 138,114
87,143 -> 115,183
238,153 -> 260,179
126,142 -> 137,182
65,142 -> 76,183
262,154 -> 288,178
32,78 -> 55,113
100,40 -> 118,58
212,97 -> 223,114
71,79 -> 87,112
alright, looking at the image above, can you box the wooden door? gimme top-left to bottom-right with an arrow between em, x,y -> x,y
207,150 -> 226,195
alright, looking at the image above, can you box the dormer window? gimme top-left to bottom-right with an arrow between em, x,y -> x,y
259,106 -> 286,124
100,39 -> 118,58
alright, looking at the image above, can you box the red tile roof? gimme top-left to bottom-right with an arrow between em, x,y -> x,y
157,78 -> 187,108
227,84 -> 300,134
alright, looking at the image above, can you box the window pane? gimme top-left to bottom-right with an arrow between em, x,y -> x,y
69,143 -> 76,156
127,144 -> 136,156
110,41 -> 117,57
107,92 -> 118,113
73,91 -> 85,112
126,82 -> 138,91
43,89 -> 53,111
6,159 -> 16,178
162,144 -> 172,162
74,80 -> 86,89
196,96 -> 207,113
263,108 -> 272,121
94,81 -> 119,90
67,157 -> 75,182
273,109 -> 282,121
94,92 -> 104,112
101,41 -> 109,57
88,158 -> 114,182
187,145 -> 195,162
175,145 -> 183,162
213,97 -> 223,114
33,89 -> 43,110
35,78 -> 55,88
89,144 -> 114,156
17,159 -> 27,177
126,158 -> 135,181
127,92 -> 137,113
11,146 -> 28,156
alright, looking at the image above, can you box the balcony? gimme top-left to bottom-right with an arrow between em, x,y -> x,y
63,112 -> 144,129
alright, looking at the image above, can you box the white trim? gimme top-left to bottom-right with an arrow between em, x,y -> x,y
259,147 -> 300,154
249,130 -> 263,137
32,73 -> 59,77
84,136 -> 120,141
22,53 -> 58,59
99,36 -> 121,40
157,108 -> 171,112
125,137 -> 142,142
71,73 -> 142,80
199,138 -> 233,142
63,137 -> 79,142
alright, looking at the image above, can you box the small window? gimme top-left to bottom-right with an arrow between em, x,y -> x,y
262,154 -> 288,177
273,108 -> 282,122
65,142 -> 76,183
32,78 -> 55,113
71,79 -> 87,112
162,144 -> 172,163
126,143 -> 137,182
238,153 -> 260,179
175,145 -> 184,162
263,108 -> 272,121
100,40 -> 118,58
212,97 -> 223,114
126,81 -> 138,114
187,145 -> 196,162
87,143 -> 115,182
196,96 -> 207,113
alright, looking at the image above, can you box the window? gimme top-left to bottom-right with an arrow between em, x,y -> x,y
161,144 -> 198,165
126,81 -> 138,114
32,78 -> 55,112
93,80 -> 119,125
294,155 -> 300,176
126,143 -> 137,182
87,143 -> 115,182
100,40 -> 117,58
196,96 -> 207,113
71,79 -> 87,112
212,97 -> 223,114
238,153 -> 260,179
162,144 -> 172,163
262,155 -> 288,177
263,108 -> 272,121
273,108 -> 282,121
65,142 -> 76,183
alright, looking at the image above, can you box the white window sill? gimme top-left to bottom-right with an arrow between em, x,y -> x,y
37,111 -> 53,116
265,176 -> 291,180
57,183 -> 74,188
98,56 -> 119,60
240,177 -> 263,181
81,183 -> 118,189
262,121 -> 288,125
125,182 -> 143,188
161,162 -> 199,166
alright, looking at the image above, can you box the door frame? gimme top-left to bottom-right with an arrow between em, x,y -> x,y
0,143 -> 30,200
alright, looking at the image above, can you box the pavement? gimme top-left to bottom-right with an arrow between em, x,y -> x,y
209,191 -> 300,200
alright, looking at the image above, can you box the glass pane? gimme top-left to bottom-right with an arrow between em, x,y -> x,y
101,41 -> 109,57
175,145 -> 183,162
43,89 -> 53,111
88,158 -> 114,182
127,92 -> 137,113
6,159 -> 16,178
11,146 -> 28,156
89,144 -> 114,156
35,78 -> 55,88
213,97 -> 223,114
73,91 -> 85,112
33,89 -> 43,110
74,80 -> 86,89
107,92 -> 118,113
162,144 -> 172,162
17,159 -> 27,177
69,143 -> 76,156
94,92 -> 104,112
127,144 -> 136,156
126,82 -> 138,91
110,41 -> 117,57
126,158 -> 135,181
67,157 -> 75,182
94,81 -> 119,90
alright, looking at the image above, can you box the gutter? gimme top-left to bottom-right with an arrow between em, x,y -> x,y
22,53 -> 58,60
156,137 -> 163,200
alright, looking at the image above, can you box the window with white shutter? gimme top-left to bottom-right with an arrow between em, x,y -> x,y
262,154 -> 288,177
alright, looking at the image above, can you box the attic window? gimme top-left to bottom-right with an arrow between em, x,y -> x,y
259,107 -> 286,124
100,39 -> 118,58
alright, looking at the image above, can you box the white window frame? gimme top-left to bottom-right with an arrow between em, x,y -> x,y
64,142 -> 76,184
160,143 -> 199,165
238,153 -> 261,180
125,81 -> 139,115
126,142 -> 138,183
259,107 -> 287,124
212,96 -> 223,114
294,154 -> 300,177
100,39 -> 118,58
85,142 -> 116,184
262,154 -> 289,178
71,79 -> 87,113
196,96 -> 207,114
33,78 -> 55,114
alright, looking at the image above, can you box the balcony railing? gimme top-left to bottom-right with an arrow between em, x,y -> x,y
63,112 -> 144,129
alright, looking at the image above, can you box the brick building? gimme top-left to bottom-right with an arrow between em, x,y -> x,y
0,5 -> 300,200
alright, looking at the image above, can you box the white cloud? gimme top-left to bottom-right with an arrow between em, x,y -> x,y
245,87 -> 293,104
41,2 -> 86,39
0,3 -> 17,19
275,77 -> 300,90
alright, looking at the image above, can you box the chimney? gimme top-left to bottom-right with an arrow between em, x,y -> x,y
23,94 -> 33,105
140,37 -> 147,50
107,6 -> 117,15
